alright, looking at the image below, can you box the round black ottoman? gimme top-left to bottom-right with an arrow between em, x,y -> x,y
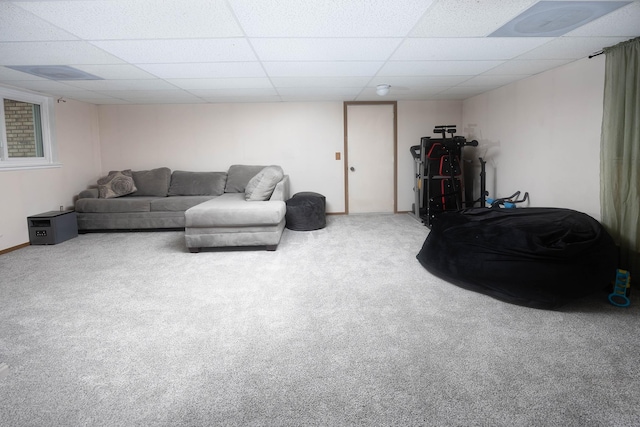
285,192 -> 326,231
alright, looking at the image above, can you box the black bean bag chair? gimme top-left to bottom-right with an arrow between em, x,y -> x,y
416,208 -> 618,309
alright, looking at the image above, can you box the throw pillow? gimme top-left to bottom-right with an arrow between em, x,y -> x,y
97,170 -> 137,199
245,165 -> 284,201
131,167 -> 172,196
224,165 -> 266,193
168,171 -> 227,196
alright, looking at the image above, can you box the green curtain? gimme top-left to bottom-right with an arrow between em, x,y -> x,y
600,37 -> 640,275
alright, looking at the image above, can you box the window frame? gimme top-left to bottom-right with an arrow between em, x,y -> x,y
0,86 -> 59,171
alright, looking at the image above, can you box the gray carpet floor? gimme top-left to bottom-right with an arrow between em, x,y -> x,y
0,213 -> 638,427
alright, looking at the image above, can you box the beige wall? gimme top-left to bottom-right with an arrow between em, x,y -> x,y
462,56 -> 606,220
97,101 -> 462,214
0,99 -> 101,251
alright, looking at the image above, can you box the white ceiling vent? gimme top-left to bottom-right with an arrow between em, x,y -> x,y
6,65 -> 103,80
489,1 -> 631,37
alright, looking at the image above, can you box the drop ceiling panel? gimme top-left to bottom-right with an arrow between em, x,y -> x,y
0,66 -> 48,81
63,79 -> 178,91
368,76 -> 472,87
90,39 -> 257,64
0,41 -> 125,65
392,38 -> 553,61
1,0 -> 638,103
0,2 -> 79,41
167,78 -> 274,90
457,75 -> 525,87
15,0 -> 243,39
73,64 -> 158,80
410,0 -> 537,37
101,90 -> 205,103
251,38 -> 403,61
1,80 -> 80,91
276,87 -> 362,97
482,59 -> 574,75
263,62 -> 385,77
378,61 -> 505,76
270,77 -> 372,88
201,96 -> 283,103
136,63 -> 267,79
517,36 -> 631,59
186,88 -> 278,97
228,0 -> 436,37
566,1 -> 640,36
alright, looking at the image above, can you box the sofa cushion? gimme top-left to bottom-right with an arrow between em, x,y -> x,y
168,171 -> 227,196
151,196 -> 217,212
97,170 -> 137,198
75,197 -> 154,213
185,193 -> 286,227
224,165 -> 266,193
245,166 -> 284,201
131,167 -> 171,197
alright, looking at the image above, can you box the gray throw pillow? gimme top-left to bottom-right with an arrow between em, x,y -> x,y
97,170 -> 137,199
168,171 -> 227,196
131,167 -> 171,196
245,166 -> 284,201
224,165 -> 266,193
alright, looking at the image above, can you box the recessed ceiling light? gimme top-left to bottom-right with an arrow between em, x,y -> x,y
6,65 -> 103,80
489,1 -> 631,37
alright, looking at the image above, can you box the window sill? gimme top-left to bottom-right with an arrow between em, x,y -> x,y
0,162 -> 62,172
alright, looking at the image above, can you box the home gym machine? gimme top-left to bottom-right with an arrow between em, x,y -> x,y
411,125 -> 478,227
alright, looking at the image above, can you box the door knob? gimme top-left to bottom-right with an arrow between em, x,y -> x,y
350,166 -> 355,172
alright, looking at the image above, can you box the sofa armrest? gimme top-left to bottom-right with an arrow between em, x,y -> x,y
78,188 -> 99,199
269,175 -> 290,201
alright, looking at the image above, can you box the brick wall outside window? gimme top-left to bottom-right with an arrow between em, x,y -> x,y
4,98 -> 38,157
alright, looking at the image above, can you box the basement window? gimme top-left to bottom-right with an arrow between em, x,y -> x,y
0,87 -> 58,171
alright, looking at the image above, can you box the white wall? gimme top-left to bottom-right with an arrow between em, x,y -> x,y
462,56 -> 606,220
98,102 -> 346,212
0,99 -> 101,251
97,101 -> 462,214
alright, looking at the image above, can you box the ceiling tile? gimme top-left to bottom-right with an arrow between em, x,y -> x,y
63,79 -> 178,91
368,76 -> 471,87
392,38 -> 553,61
276,87 -> 362,97
0,41 -> 125,65
0,66 -> 48,81
137,63 -> 267,79
263,61 -> 384,77
251,38 -> 403,61
229,0 -> 435,37
482,59 -> 573,75
410,0 -> 537,37
15,0 -> 243,39
378,61 -> 505,76
187,88 -> 278,97
167,78 -> 274,90
270,77 -> 372,88
0,2 -> 79,41
457,75 -> 524,87
73,64 -> 158,80
566,2 -> 640,36
201,96 -> 283,103
91,39 -> 257,64
0,80 -> 80,92
516,36 -> 632,59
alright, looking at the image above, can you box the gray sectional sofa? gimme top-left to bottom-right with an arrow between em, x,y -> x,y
75,165 -> 290,251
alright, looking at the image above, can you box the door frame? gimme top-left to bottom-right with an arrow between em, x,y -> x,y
343,101 -> 398,214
